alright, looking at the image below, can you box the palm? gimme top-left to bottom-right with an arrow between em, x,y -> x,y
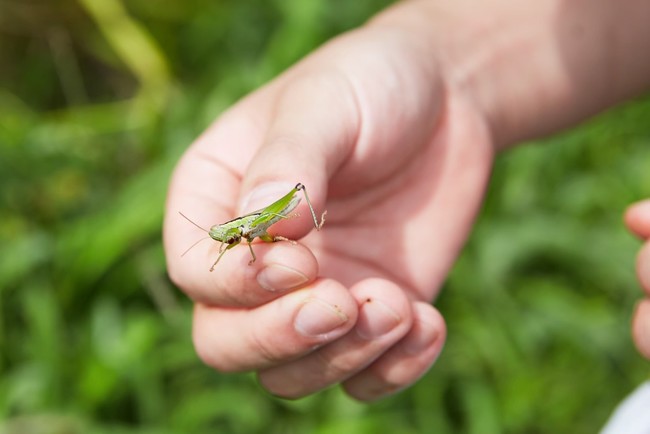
304,95 -> 493,302
167,36 -> 494,303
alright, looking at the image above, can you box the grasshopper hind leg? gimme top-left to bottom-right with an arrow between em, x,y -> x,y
246,234 -> 297,266
258,233 -> 295,245
272,235 -> 297,245
260,232 -> 297,245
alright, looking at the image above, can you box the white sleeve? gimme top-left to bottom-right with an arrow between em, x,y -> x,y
601,381 -> 650,434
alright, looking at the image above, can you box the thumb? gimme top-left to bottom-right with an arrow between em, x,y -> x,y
238,71 -> 360,236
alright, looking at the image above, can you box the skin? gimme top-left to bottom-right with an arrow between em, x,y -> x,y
626,200 -> 650,359
164,0 -> 650,401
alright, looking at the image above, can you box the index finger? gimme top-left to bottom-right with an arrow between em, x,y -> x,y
164,97 -> 320,306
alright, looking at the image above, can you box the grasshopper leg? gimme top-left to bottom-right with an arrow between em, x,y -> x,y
259,233 -> 296,244
259,233 -> 273,243
210,241 -> 240,272
273,235 -> 297,245
247,241 -> 257,265
261,232 -> 297,245
295,183 -> 326,230
317,210 -> 327,230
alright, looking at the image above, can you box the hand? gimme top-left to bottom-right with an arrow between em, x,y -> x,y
163,8 -> 494,400
163,0 -> 650,401
625,200 -> 650,359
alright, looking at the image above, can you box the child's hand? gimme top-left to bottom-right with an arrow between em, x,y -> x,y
625,200 -> 650,359
163,5 -> 494,401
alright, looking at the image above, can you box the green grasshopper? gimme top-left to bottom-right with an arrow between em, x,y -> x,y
180,183 -> 326,271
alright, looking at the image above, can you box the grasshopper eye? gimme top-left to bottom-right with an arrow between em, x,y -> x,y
229,232 -> 243,244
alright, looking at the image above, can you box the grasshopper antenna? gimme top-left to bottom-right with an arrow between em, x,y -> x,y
178,212 -> 212,257
181,236 -> 210,257
179,211 -> 209,232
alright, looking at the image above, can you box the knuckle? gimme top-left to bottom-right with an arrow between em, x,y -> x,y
313,346 -> 360,379
192,334 -> 223,371
344,371 -> 405,402
258,372 -> 306,399
247,327 -> 287,366
191,316 -> 240,373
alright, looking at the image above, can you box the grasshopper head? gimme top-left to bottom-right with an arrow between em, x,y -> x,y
209,224 -> 242,244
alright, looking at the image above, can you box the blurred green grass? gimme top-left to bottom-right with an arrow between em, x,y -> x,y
0,0 -> 649,433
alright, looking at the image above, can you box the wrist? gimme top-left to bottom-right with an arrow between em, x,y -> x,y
370,0 -> 650,149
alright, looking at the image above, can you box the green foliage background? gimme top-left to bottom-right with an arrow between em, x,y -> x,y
1,1 -> 649,433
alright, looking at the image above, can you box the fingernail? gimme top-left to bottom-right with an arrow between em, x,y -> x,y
240,182 -> 295,214
257,264 -> 309,292
356,299 -> 401,340
402,319 -> 440,355
294,298 -> 349,337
